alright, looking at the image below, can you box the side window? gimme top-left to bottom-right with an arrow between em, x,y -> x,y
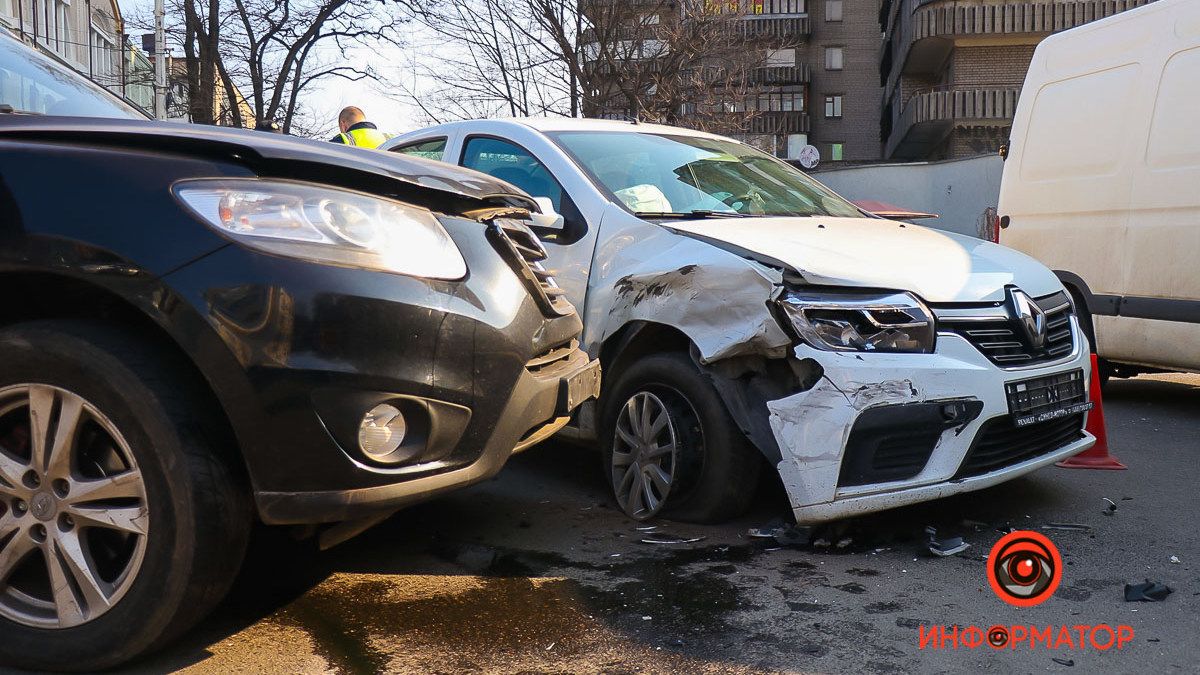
391,138 -> 447,160
460,136 -> 565,212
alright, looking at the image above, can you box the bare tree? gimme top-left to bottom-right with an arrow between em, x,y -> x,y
397,0 -> 573,122
131,0 -> 407,134
222,0 -> 407,132
399,0 -> 793,138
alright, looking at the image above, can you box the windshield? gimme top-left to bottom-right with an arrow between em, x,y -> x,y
549,130 -> 865,219
0,33 -> 144,119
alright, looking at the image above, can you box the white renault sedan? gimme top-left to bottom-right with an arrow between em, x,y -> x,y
382,119 -> 1096,524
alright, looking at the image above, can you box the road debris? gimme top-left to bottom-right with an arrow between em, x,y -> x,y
1169,555 -> 1180,564
1102,498 -> 1118,516
1052,657 -> 1075,667
1124,581 -> 1173,602
640,533 -> 706,545
924,526 -> 970,557
1042,523 -> 1092,532
748,517 -> 787,538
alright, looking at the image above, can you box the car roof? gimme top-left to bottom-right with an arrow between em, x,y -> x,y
448,117 -> 732,141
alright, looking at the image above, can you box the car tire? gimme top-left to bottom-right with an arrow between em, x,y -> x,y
0,321 -> 250,672
600,352 -> 761,524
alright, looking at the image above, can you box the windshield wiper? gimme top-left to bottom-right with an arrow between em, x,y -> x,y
635,210 -> 756,219
0,104 -> 43,115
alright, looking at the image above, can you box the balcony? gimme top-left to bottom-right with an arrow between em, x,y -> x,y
740,15 -> 811,41
881,0 -> 1154,98
747,110 -> 810,135
884,84 -> 1020,159
748,63 -> 811,85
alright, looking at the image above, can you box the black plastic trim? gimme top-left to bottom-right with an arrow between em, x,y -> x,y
1054,271 -> 1200,324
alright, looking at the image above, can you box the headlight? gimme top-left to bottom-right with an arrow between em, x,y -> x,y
173,179 -> 466,280
779,290 -> 936,353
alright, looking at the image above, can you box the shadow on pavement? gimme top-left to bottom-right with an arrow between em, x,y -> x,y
132,374 -> 1200,674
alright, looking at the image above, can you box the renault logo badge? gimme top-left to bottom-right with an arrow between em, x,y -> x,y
1008,288 -> 1047,348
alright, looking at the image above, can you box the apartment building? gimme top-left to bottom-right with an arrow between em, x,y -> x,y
880,0 -> 1157,160
584,0 -> 884,164
0,0 -> 124,90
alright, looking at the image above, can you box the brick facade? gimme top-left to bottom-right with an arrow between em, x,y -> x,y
950,45 -> 1036,87
881,0 -> 1156,160
803,0 -> 884,162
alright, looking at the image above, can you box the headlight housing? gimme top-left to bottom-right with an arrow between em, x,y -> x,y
779,290 -> 936,353
173,179 -> 466,280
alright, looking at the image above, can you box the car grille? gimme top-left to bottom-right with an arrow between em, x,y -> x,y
953,413 -> 1086,479
489,218 -> 573,317
939,292 -> 1075,367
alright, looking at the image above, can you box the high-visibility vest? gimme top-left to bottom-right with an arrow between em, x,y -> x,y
338,125 -> 389,149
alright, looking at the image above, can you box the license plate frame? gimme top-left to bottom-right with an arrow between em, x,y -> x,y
1005,369 -> 1092,428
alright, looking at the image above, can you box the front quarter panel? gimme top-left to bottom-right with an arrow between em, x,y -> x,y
584,204 -> 792,364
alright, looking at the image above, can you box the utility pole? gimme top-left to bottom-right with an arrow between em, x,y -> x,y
154,0 -> 167,120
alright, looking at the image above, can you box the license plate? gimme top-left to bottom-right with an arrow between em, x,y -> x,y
558,360 -> 602,415
1005,369 -> 1093,427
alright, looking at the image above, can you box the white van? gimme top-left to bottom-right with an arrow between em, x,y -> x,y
999,0 -> 1200,380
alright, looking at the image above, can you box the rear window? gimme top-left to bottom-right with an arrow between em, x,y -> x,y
0,33 -> 143,119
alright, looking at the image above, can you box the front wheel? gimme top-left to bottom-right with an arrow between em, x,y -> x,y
600,352 -> 761,523
0,321 -> 250,671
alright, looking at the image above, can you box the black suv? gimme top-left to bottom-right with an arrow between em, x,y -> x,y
0,32 -> 599,670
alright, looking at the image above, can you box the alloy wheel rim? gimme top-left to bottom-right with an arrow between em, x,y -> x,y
0,384 -> 149,629
611,391 -> 677,520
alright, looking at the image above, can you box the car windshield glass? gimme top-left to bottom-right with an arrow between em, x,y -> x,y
0,34 -> 144,119
549,130 -> 864,218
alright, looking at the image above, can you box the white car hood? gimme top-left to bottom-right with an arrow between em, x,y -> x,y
665,216 -> 1063,303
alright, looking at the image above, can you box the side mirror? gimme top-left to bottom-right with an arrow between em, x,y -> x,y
529,197 -> 565,231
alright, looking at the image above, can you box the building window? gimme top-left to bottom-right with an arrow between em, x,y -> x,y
737,88 -> 805,113
91,27 -> 114,79
54,0 -> 69,52
825,0 -> 843,21
824,47 -> 844,71
824,95 -> 843,118
830,143 -> 845,161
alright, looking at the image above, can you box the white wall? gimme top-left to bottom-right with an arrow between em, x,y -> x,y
809,154 -> 1004,238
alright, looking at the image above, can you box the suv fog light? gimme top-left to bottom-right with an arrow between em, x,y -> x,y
358,404 -> 407,460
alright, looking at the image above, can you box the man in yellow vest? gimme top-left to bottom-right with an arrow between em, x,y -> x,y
329,106 -> 388,148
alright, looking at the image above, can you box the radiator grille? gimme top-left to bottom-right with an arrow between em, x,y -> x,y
940,291 -> 1075,367
954,413 -> 1085,479
489,219 -> 573,317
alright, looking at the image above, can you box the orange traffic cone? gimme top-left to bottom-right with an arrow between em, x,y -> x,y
1056,353 -> 1126,470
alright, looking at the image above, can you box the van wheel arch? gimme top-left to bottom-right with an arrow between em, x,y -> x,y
1054,271 -> 1112,386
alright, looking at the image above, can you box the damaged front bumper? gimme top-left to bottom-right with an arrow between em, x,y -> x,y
768,319 -> 1095,525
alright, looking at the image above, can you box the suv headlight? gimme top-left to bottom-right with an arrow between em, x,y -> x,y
173,179 -> 466,280
779,290 -> 936,353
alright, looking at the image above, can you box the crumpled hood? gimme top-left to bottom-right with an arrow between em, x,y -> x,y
664,216 -> 1063,303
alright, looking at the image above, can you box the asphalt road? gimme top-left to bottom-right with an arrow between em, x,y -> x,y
107,374 -> 1200,673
